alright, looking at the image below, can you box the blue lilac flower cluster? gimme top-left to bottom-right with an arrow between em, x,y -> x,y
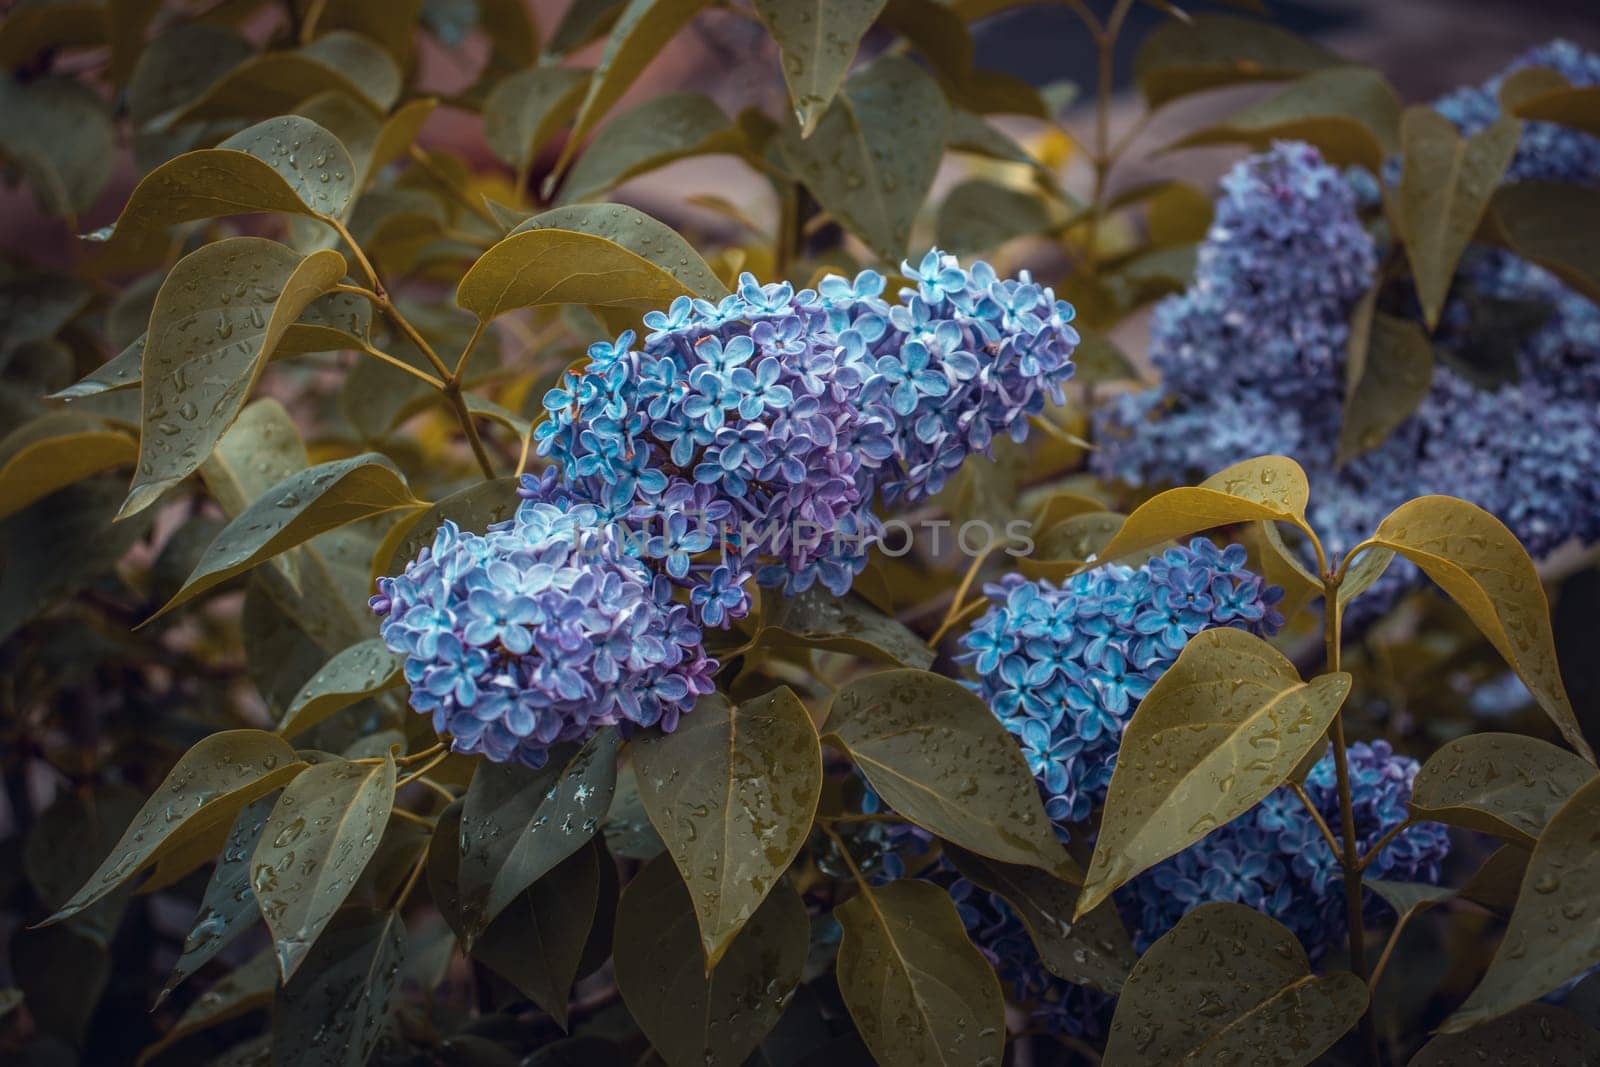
535,252 -> 1077,621
1094,42 -> 1600,619
370,487 -> 715,767
956,539 -> 1285,827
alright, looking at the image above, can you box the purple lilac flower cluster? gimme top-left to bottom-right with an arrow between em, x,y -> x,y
370,490 -> 714,767
535,251 -> 1078,621
955,539 -> 1285,827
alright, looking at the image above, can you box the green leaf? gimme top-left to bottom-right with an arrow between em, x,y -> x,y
879,0 -> 975,89
1166,67 -> 1400,170
825,669 -> 1076,878
1395,106 -> 1520,330
118,239 -> 346,520
460,204 -> 726,321
483,65 -> 590,173
371,475 -> 522,586
1444,775 -> 1600,1031
632,687 -> 822,966
252,754 -> 397,979
1362,876 -> 1453,920
25,785 -> 142,947
760,586 -> 933,669
1369,495 -> 1594,764
549,0 -> 713,181
280,638 -> 406,739
0,414 -> 137,521
126,23 -> 253,128
152,453 -> 419,618
161,794 -> 277,1002
779,55 -> 948,260
1077,628 -> 1351,918
1133,15 -> 1342,108
947,109 -> 1046,171
11,923 -> 110,1047
1104,903 -> 1367,1065
46,730 -> 305,923
0,75 -> 112,219
944,845 -> 1131,994
546,0 -> 628,56
614,854 -> 808,1066
935,177 -> 1050,254
272,908 -> 407,1067
559,92 -> 741,204
1415,1004 -> 1600,1066
278,289 -> 375,357
1338,304 -> 1434,464
93,115 -> 358,244
137,948 -> 278,1065
834,878 -> 1005,1067
1409,732 -> 1596,846
602,763 -> 667,860
1461,843 -> 1531,916
1070,328 -> 1141,384
0,1 -> 105,69
1512,84 -> 1600,137
1481,182 -> 1600,305
752,0 -> 887,136
457,731 -> 619,943
175,30 -> 401,122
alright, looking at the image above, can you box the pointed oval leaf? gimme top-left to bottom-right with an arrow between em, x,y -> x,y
559,92 -> 741,204
1460,843 -> 1531,915
945,845 -> 1136,995
1105,903 -> 1365,1066
0,76 -> 112,218
1396,107 -> 1521,329
1078,628 -> 1351,918
299,31 -> 402,111
371,475 -> 521,587
1410,732 -> 1596,845
936,177 -> 1051,255
483,65 -> 592,172
277,289 -> 374,357
1339,544 -> 1395,606
1513,84 -> 1600,136
154,453 -> 418,617
46,730 -> 304,922
1444,775 -> 1600,1031
126,23 -> 253,127
1482,181 -> 1600,305
1417,1004 -> 1600,1066
1133,15 -> 1342,108
752,0 -> 887,136
280,638 -> 406,739
271,908 -> 406,1067
1338,308 -> 1434,464
779,55 -> 949,260
835,878 -> 1005,1067
632,687 -> 822,967
251,754 -> 397,980
825,669 -> 1076,878
510,201 -> 727,295
1372,495 -> 1594,764
137,949 -> 278,1065
615,853 -> 807,1066
119,239 -> 346,519
0,415 -> 137,521
457,730 -> 619,941
175,32 -> 399,122
760,587 -> 932,669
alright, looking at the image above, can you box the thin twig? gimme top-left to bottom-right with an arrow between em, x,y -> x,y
929,544 -> 999,646
1358,817 -> 1414,872
1290,782 -> 1343,858
358,343 -> 446,389
409,146 -> 502,228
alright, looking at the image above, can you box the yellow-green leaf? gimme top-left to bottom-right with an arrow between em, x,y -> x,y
1513,84 -> 1600,136
251,753 -> 396,980
1077,628 -> 1351,918
1416,1004 -> 1600,1065
1409,732 -> 1596,845
175,30 -> 400,122
483,65 -> 590,173
1394,106 -> 1520,330
558,92 -> 742,204
759,586 -> 933,669
1481,181 -> 1600,305
126,23 -> 252,128
1371,495 -> 1594,764
45,730 -> 305,923
1339,305 -> 1434,464
0,2 -> 104,69
0,76 -> 113,219
136,949 -> 277,1066
825,669 -> 1076,878
271,907 -> 407,1067
935,177 -> 1050,255
834,878 -> 1005,1067
1104,903 -> 1367,1066
1443,775 -> 1600,1032
1133,15 -> 1343,108
0,414 -> 137,521
753,0 -> 888,137
279,638 -> 406,739
632,687 -> 822,967
118,239 -> 346,520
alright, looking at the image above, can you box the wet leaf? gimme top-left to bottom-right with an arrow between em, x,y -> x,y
483,65 -> 590,173
1363,877 -> 1452,924
161,794 -> 277,1002
1460,843 -> 1531,916
177,31 -> 401,122
936,177 -> 1050,254
277,290 -> 374,357
946,845 -> 1137,994
834,878 -> 1005,1067
1395,107 -> 1520,330
1240,520 -> 1321,624
271,908 -> 406,1067
1168,67 -> 1400,170
1133,14 -> 1343,108
1481,182 -> 1600,305
1339,304 -> 1434,464
280,638 -> 406,739
153,454 -> 419,617
372,476 -> 522,586
1409,732 -> 1596,845
251,753 -> 397,980
1077,628 -> 1351,918
0,75 -> 113,218
752,0 -> 887,137
458,731 -> 619,943
1338,544 -> 1394,607
1370,495 -> 1594,764
779,55 -> 948,260
1104,903 -> 1367,1065
46,730 -> 305,923
632,687 -> 822,966
614,854 -> 807,1066
825,669 -> 1075,878
550,0 -> 713,180
761,586 -> 932,669
603,763 -> 667,860
119,239 -> 346,520
559,92 -> 741,204
0,414 -> 137,521
137,948 -> 278,1065
1444,775 -> 1600,1031
1416,1004 -> 1600,1066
